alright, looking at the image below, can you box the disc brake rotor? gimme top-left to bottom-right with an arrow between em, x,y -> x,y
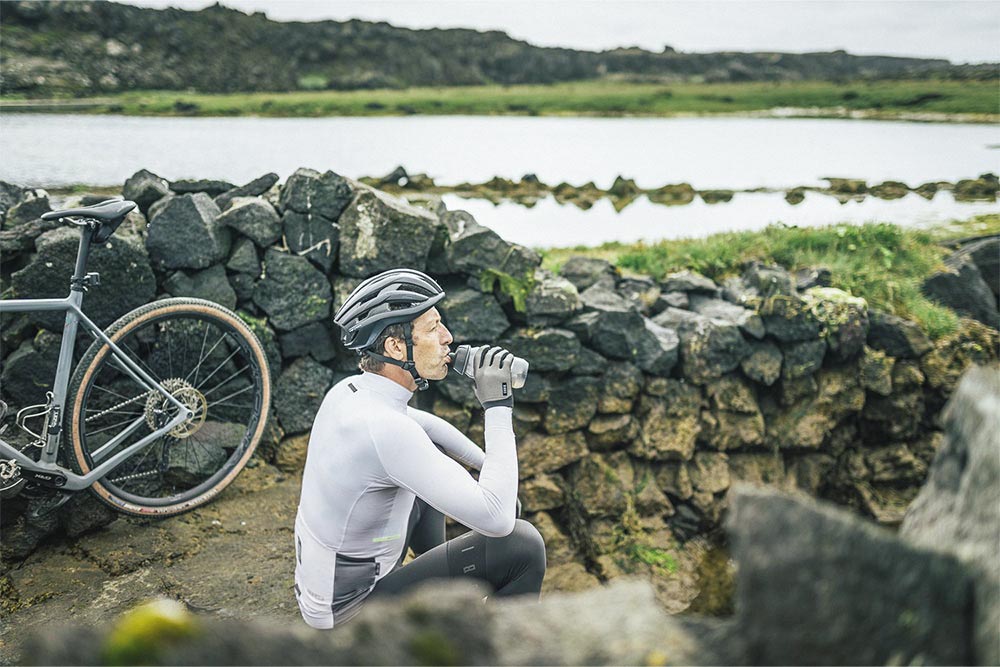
144,378 -> 207,438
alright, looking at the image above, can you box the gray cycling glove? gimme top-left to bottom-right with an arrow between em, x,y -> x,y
473,345 -> 515,410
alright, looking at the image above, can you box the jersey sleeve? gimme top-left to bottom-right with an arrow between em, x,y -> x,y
371,407 -> 517,537
406,406 -> 486,471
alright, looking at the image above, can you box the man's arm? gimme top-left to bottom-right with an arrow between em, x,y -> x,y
406,406 -> 486,471
372,409 -> 517,537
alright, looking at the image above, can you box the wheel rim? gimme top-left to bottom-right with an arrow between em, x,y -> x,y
76,309 -> 266,507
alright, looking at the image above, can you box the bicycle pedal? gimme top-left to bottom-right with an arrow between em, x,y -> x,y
1,462 -> 26,500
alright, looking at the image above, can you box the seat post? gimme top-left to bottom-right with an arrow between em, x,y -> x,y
70,224 -> 93,292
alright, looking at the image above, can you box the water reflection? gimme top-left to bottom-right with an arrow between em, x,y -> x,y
441,191 -> 1000,248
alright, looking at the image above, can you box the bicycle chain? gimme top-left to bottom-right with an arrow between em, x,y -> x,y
0,459 -> 18,482
85,390 -> 155,424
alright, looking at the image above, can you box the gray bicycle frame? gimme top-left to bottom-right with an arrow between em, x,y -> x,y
0,221 -> 192,492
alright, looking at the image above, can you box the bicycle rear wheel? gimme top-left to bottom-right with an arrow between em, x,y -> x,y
67,297 -> 271,517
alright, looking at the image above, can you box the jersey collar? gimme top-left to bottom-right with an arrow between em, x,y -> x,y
357,371 -> 414,409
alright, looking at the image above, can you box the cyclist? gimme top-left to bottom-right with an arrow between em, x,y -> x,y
293,268 -> 546,630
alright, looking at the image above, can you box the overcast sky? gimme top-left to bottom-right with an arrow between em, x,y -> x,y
118,1 -> 999,64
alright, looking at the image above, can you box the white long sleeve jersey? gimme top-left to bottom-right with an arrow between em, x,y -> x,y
293,371 -> 518,629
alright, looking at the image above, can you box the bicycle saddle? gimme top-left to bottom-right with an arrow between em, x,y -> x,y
41,198 -> 137,244
41,198 -> 136,222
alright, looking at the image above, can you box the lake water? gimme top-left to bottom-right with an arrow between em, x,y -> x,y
1,113 -> 997,245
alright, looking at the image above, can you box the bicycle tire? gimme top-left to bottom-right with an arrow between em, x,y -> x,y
66,297 -> 271,517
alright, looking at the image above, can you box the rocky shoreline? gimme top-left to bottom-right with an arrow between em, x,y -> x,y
360,168 -> 1000,210
0,168 -> 997,663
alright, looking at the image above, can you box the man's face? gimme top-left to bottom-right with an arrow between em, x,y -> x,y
408,307 -> 453,381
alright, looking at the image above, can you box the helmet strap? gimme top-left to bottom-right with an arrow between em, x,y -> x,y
364,321 -> 429,391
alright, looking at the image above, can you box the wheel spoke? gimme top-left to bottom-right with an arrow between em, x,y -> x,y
201,364 -> 251,397
195,343 -> 240,391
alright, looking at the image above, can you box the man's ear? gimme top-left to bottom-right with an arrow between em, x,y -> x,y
384,336 -> 406,361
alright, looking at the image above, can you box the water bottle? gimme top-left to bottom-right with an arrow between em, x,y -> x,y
449,344 -> 529,389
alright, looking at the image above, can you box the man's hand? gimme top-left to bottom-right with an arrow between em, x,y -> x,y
473,345 -> 514,409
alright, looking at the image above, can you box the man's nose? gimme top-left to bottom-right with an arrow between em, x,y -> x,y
441,325 -> 453,346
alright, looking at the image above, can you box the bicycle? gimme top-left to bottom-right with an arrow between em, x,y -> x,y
0,198 -> 271,517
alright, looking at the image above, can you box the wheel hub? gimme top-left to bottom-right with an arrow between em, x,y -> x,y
144,378 -> 207,438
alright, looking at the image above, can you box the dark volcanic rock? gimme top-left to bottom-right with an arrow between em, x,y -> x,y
442,287 -> 510,342
444,216 -> 541,280
278,168 -> 354,220
616,276 -> 660,315
598,362 -> 644,414
163,264 -> 237,310
146,193 -> 229,270
279,322 -> 337,362
252,248 -> 332,331
922,251 -> 999,328
780,339 -> 826,381
962,237 -> 999,299
282,210 -> 339,273
634,318 -> 679,376
559,256 -> 618,292
901,366 -> 1000,665
525,270 -> 580,326
215,172 -> 280,211
217,197 -> 281,247
0,331 -> 60,407
742,262 -> 795,298
11,226 -> 155,331
544,375 -> 600,434
729,486 -> 976,666
338,186 -> 440,277
740,339 -> 782,386
631,381 -> 702,461
659,270 -> 717,294
688,294 -> 765,339
519,430 -> 589,477
672,315 -> 750,385
123,168 -> 171,215
867,310 -> 933,358
758,294 -> 822,342
225,237 -> 261,276
274,356 -> 335,435
501,328 -> 580,373
803,287 -> 869,362
573,286 -> 649,362
5,188 -> 51,227
169,178 -> 236,196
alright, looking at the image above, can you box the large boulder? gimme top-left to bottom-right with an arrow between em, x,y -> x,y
444,216 -> 541,280
740,339 -> 782,386
338,186 -> 440,277
767,365 -> 865,449
146,193 -> 229,271
634,318 -> 679,376
163,264 -> 237,310
525,270 -> 581,326
700,375 -> 764,450
216,197 -> 281,247
867,310 -> 933,358
597,361 -> 644,414
278,168 -> 353,220
729,486 -> 976,666
0,331 -> 61,407
274,357 -> 335,435
688,294 -> 764,339
571,286 -> 674,373
616,276 -> 661,315
10,226 -> 155,331
758,294 -> 821,342
123,169 -> 171,215
278,322 -> 337,362
920,320 -> 999,393
742,262 -> 795,298
900,366 -> 1000,665
659,270 -> 717,294
567,453 -> 630,518
803,287 -> 869,361
4,188 -> 51,229
544,376 -> 600,434
501,328 -> 580,373
214,172 -> 280,211
519,430 -> 589,477
252,248 -> 332,331
558,256 -> 618,292
923,251 -> 1000,328
441,288 -> 510,342
961,237 -> 999,299
281,210 -> 339,273
666,313 -> 750,385
630,380 -> 702,460
169,178 -> 236,197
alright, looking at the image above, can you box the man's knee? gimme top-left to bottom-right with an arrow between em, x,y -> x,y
509,518 -> 546,572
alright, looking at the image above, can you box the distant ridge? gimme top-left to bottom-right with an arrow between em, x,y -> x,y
0,0 -> 993,97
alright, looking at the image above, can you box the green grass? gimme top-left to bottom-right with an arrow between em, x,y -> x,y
540,214 -> 1000,339
3,79 -> 997,117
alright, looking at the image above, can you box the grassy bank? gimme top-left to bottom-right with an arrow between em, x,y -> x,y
541,214 -> 1000,339
2,79 -> 997,119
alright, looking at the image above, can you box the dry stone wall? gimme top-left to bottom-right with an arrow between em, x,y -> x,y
1,170 -> 997,609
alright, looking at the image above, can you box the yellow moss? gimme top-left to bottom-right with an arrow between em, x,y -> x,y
102,598 -> 200,666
